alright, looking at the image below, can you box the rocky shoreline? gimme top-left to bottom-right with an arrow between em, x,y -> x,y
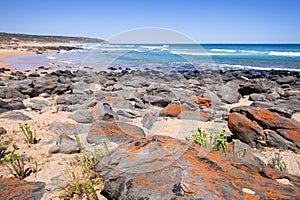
0,66 -> 300,199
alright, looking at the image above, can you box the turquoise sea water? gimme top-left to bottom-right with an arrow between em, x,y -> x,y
5,44 -> 300,72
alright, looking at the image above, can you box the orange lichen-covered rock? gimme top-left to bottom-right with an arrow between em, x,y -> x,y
87,120 -> 145,144
228,113 -> 264,148
159,104 -> 189,117
0,177 -> 45,200
193,96 -> 211,107
92,135 -> 300,199
228,108 -> 300,151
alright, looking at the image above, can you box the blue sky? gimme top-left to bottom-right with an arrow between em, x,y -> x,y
1,0 -> 299,43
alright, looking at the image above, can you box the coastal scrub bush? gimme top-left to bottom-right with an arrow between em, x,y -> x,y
53,139 -> 109,199
186,128 -> 245,157
0,137 -> 10,158
19,123 -> 39,145
0,150 -> 34,179
271,152 -> 287,173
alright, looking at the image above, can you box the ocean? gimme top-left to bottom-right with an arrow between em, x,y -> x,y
5,44 -> 300,72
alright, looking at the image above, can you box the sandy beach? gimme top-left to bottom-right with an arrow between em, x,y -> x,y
0,49 -> 35,68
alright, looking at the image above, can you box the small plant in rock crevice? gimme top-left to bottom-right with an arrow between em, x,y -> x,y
19,123 -> 39,145
0,150 -> 40,179
0,137 -> 10,158
271,152 -> 287,173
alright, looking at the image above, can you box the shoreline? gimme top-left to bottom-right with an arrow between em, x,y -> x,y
0,49 -> 35,68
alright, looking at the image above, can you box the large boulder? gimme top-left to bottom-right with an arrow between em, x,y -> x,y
228,108 -> 300,151
87,120 -> 145,144
92,135 -> 300,200
0,177 -> 45,200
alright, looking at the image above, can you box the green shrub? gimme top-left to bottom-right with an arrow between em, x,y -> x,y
52,139 -> 109,199
186,128 -> 242,156
272,152 -> 287,173
0,137 -> 10,158
19,123 -> 39,145
1,151 -> 30,179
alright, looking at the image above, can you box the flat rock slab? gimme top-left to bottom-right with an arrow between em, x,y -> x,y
92,135 -> 300,200
87,120 -> 145,144
0,111 -> 32,121
0,177 -> 45,200
49,122 -> 90,135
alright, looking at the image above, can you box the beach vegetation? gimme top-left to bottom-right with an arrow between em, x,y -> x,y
186,127 -> 246,157
19,123 -> 39,145
52,139 -> 109,199
0,150 -> 40,179
271,152 -> 287,173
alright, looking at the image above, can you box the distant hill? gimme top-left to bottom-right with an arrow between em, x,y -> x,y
0,32 -> 106,44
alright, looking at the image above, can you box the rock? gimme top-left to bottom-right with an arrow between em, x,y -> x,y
30,100 -> 49,111
269,106 -> 294,118
228,112 -> 264,148
276,76 -> 296,84
228,108 -> 300,151
250,101 -> 275,108
249,93 -> 266,101
93,103 -> 119,121
185,96 -> 211,108
49,122 -> 90,135
48,134 -> 81,154
34,76 -> 58,94
0,111 -> 32,121
238,82 -> 264,95
69,109 -> 93,123
87,120 -> 145,144
5,88 -> 27,99
102,97 -> 133,109
142,95 -> 171,107
0,127 -> 7,135
218,82 -> 241,104
0,177 -> 45,200
116,110 -> 137,119
159,104 -> 189,117
92,135 -> 300,200
178,111 -> 211,122
141,112 -> 159,129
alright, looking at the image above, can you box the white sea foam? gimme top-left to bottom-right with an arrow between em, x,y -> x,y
268,51 -> 300,57
210,49 -> 237,53
47,55 -> 56,60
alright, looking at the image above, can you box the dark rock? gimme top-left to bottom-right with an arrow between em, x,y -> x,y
102,97 -> 133,109
142,95 -> 171,107
228,108 -> 300,151
48,134 -> 81,154
49,122 -> 90,135
0,127 -> 7,135
116,110 -> 137,119
92,135 -> 300,200
69,109 -> 93,123
0,177 -> 45,200
141,112 -> 159,129
276,76 -> 296,84
93,103 -> 118,121
250,101 -> 275,108
238,81 -> 264,95
0,111 -> 32,121
30,100 -> 49,111
87,120 -> 145,144
249,93 -> 266,101
0,87 -> 26,99
56,94 -> 80,105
